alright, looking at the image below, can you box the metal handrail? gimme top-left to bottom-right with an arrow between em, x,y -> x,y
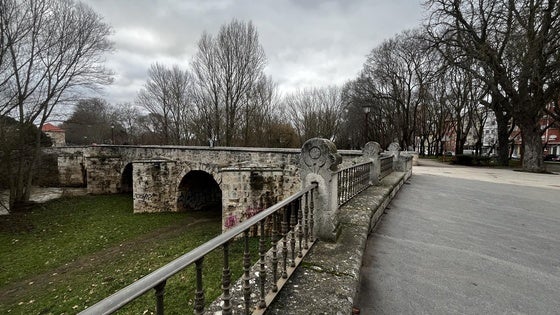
336,160 -> 373,206
80,183 -> 318,315
380,155 -> 393,179
337,160 -> 373,173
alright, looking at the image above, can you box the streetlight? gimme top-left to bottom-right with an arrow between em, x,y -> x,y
363,106 -> 371,146
111,124 -> 115,144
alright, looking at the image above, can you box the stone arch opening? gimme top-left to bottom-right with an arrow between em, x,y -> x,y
177,170 -> 222,212
120,163 -> 133,194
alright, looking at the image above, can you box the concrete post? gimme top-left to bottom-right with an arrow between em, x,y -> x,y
362,141 -> 381,185
300,138 -> 342,242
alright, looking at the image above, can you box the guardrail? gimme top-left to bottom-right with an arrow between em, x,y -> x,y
80,183 -> 318,315
337,161 -> 373,206
380,155 -> 393,179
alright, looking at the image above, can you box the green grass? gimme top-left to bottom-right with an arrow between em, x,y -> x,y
0,194 -> 257,314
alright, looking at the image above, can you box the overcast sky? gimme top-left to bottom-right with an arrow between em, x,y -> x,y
87,0 -> 427,105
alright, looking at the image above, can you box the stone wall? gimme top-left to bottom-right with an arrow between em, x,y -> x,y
132,160 -> 177,213
220,166 -> 299,230
46,145 -> 364,232
44,147 -> 87,187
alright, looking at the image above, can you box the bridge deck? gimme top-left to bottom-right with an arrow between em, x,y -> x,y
357,160 -> 560,314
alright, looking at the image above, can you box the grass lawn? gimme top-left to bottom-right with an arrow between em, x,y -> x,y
0,194 -> 256,314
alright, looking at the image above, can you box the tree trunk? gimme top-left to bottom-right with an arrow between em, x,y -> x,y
518,119 -> 544,172
495,111 -> 511,166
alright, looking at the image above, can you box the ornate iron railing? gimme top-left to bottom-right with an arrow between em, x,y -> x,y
337,161 -> 372,206
80,183 -> 318,315
380,155 -> 393,179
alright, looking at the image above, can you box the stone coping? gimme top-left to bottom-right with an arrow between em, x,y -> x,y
47,144 -> 363,157
265,170 -> 411,314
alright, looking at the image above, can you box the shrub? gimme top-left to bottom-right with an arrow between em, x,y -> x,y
452,154 -> 492,166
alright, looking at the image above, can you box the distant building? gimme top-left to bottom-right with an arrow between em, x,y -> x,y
482,111 -> 498,155
41,123 -> 66,147
510,105 -> 559,157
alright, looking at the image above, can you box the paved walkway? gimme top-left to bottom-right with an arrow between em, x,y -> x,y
356,159 -> 560,314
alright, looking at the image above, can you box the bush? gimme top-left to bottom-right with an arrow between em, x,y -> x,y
452,154 -> 492,166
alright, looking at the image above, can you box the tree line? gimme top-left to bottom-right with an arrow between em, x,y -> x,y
63,20 -> 344,149
3,0 -> 560,212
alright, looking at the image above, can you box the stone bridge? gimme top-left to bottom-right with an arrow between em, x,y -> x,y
50,145 -> 362,229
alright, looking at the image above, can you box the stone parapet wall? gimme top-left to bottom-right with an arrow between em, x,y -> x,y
44,147 -> 87,187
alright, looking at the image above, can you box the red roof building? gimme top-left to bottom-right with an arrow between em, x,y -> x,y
41,123 -> 66,146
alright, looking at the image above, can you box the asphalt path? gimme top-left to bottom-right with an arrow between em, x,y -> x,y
356,159 -> 560,314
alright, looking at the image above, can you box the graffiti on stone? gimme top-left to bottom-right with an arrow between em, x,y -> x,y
134,192 -> 153,201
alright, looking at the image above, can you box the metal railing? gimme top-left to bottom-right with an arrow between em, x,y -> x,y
337,161 -> 372,206
80,183 -> 318,315
380,155 -> 393,179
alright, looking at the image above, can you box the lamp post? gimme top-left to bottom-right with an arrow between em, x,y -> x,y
111,124 -> 115,144
363,106 -> 371,146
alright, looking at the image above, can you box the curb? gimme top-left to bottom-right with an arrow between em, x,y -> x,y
265,170 -> 411,314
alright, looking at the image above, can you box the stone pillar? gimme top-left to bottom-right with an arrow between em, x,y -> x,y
362,141 -> 381,185
132,159 -> 177,213
387,142 -> 401,171
300,138 -> 342,242
402,151 -> 419,166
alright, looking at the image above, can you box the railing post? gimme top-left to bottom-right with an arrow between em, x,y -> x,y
303,191 -> 309,250
258,221 -> 267,309
271,212 -> 279,292
281,208 -> 288,279
243,230 -> 252,314
290,202 -> 297,267
154,280 -> 166,315
297,197 -> 303,258
300,138 -> 342,242
387,142 -> 401,171
362,141 -> 381,185
221,242 -> 232,315
194,258 -> 205,315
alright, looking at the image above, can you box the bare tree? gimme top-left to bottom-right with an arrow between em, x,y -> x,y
136,63 -> 194,145
443,65 -> 486,155
285,86 -> 345,144
191,19 -> 267,146
241,75 -> 279,146
62,98 -> 112,145
360,29 -> 436,150
0,0 -> 113,211
426,0 -> 560,172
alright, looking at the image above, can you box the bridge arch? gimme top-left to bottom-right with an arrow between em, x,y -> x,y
120,163 -> 133,193
177,170 -> 222,212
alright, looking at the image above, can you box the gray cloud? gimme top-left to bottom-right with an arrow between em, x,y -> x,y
87,0 -> 425,104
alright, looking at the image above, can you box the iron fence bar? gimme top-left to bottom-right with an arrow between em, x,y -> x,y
303,191 -> 309,250
243,231 -> 251,314
290,202 -> 297,268
154,281 -> 166,315
194,258 -> 204,315
258,220 -> 267,309
297,197 -> 303,258
271,212 -> 279,293
221,242 -> 232,315
337,171 -> 342,204
281,207 -> 288,279
309,188 -> 315,242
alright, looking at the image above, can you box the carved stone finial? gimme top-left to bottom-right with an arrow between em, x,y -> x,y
301,138 -> 342,173
387,142 -> 400,152
299,138 -> 342,242
363,141 -> 381,158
